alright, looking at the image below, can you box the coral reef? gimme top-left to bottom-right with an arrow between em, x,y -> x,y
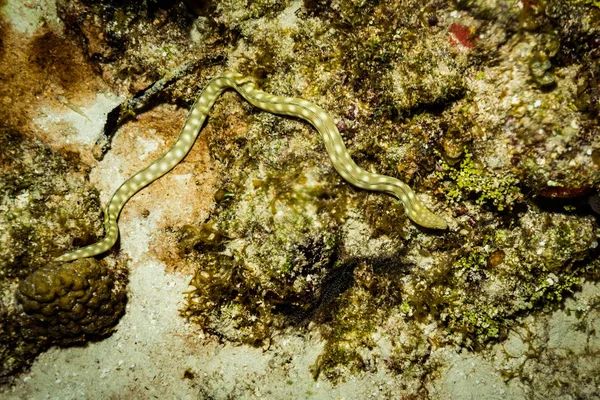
0,128 -> 126,380
16,258 -> 127,344
1,0 -> 599,393
181,145 -> 345,344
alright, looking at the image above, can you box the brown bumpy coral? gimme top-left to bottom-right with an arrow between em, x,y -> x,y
15,259 -> 127,344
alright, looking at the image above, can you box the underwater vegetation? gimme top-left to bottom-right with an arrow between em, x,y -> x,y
0,128 -> 127,381
0,0 -> 599,392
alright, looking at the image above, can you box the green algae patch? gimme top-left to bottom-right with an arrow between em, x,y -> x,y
440,149 -> 524,212
412,212 -> 596,346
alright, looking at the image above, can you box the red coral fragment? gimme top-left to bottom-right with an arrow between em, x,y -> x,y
449,23 -> 476,49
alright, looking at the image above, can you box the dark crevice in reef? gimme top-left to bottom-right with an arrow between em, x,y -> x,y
534,189 -> 600,223
289,257 -> 358,326
97,53 -> 227,160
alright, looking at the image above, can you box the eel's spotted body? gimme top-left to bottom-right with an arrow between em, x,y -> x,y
55,71 -> 446,262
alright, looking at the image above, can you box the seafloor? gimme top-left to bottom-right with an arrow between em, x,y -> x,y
1,0 -> 599,399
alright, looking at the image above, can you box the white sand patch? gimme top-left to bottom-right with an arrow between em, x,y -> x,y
33,93 -> 122,148
2,0 -> 61,35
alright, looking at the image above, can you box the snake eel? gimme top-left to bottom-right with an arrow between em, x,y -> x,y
55,71 -> 447,262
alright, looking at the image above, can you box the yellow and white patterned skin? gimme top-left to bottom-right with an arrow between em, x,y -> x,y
55,71 -> 447,262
